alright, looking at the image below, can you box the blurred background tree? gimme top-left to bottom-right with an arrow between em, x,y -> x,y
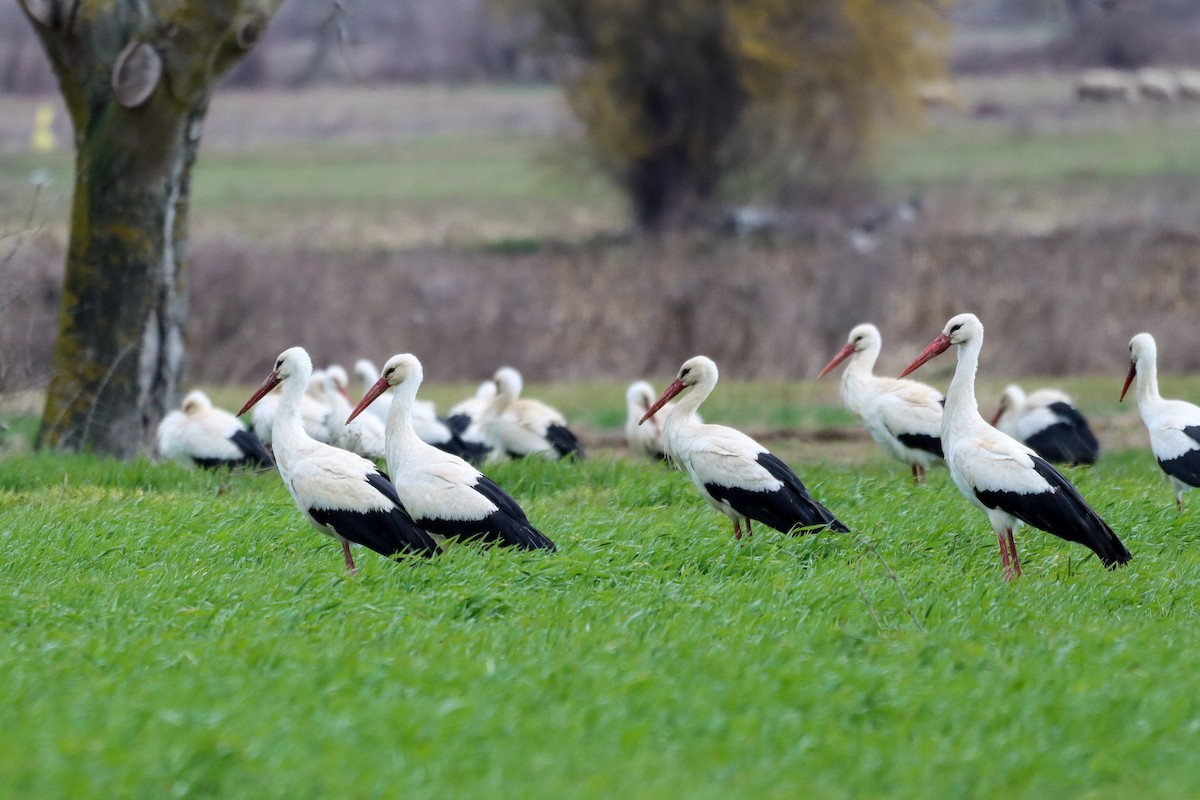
503,0 -> 949,232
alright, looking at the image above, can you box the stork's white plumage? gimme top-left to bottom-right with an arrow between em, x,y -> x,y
625,381 -> 670,460
477,367 -> 585,461
640,356 -> 847,540
818,323 -> 945,484
158,389 -> 273,470
238,347 -> 440,572
900,314 -> 1130,580
349,354 -> 555,551
991,384 -> 1099,466
322,365 -> 386,460
1121,332 -> 1200,510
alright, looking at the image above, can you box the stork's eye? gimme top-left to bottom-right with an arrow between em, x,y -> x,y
949,323 -> 962,334
275,359 -> 283,369
680,367 -> 691,379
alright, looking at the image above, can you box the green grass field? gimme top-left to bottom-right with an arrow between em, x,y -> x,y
2,432 -> 1200,798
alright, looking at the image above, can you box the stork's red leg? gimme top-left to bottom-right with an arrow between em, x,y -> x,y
733,519 -> 743,540
745,519 -> 754,538
918,465 -> 927,485
912,464 -> 920,486
1006,529 -> 1022,578
342,539 -> 358,574
996,529 -> 1013,581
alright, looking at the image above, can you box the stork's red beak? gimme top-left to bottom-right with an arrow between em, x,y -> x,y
639,378 -> 685,425
238,371 -> 282,417
817,343 -> 855,380
1119,362 -> 1136,402
347,376 -> 390,424
989,406 -> 1005,426
899,333 -> 952,378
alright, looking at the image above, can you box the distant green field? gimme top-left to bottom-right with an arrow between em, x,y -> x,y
1,441 -> 1199,798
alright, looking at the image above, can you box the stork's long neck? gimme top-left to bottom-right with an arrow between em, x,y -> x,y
943,336 -> 985,438
666,375 -> 713,427
384,380 -> 423,469
1136,353 -> 1162,407
841,344 -> 879,412
274,370 -> 313,466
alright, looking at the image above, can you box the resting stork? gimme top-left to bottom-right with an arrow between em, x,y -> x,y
640,356 -> 848,540
477,367 -> 585,460
899,313 -> 1130,579
991,384 -> 1099,466
158,389 -> 273,470
238,347 -> 440,573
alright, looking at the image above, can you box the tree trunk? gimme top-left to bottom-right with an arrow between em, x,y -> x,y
19,0 -> 283,457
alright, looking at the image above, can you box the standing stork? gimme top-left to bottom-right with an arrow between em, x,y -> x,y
349,354 -> 556,551
158,389 -> 273,470
640,356 -> 848,539
818,322 -> 945,484
322,365 -> 386,460
990,384 -> 1100,466
1120,332 -> 1200,510
477,367 -> 585,460
238,347 -> 440,573
899,314 -> 1130,579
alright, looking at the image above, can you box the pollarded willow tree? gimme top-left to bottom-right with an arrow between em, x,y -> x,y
18,0 -> 284,457
506,0 -> 948,232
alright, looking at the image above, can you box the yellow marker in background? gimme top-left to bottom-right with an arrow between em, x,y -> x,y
30,104 -> 56,153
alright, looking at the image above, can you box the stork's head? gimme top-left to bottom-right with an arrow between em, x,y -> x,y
899,313 -> 982,378
494,366 -> 523,398
818,322 -> 881,379
990,383 -> 1025,425
238,347 -> 312,416
639,356 -> 717,425
348,354 -> 423,424
181,390 -> 211,416
326,364 -> 351,400
626,380 -> 656,412
1121,332 -> 1156,401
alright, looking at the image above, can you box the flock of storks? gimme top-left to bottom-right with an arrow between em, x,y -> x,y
156,313 -> 1200,580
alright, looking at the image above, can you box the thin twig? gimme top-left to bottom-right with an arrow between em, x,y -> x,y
853,532 -> 926,631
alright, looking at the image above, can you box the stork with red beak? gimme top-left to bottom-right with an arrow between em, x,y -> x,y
818,322 -> 945,484
238,347 -> 440,573
626,381 -> 671,460
350,354 -> 556,551
1121,332 -> 1200,510
900,314 -> 1130,579
639,356 -> 848,540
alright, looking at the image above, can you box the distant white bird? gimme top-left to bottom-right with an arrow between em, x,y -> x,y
900,313 -> 1130,580
626,381 -> 669,460
640,356 -> 847,539
322,365 -> 386,460
478,367 -> 585,460
818,323 -> 945,484
990,384 -> 1099,466
238,347 -> 440,573
158,389 -> 272,470
349,354 -> 555,550
1121,332 -> 1200,510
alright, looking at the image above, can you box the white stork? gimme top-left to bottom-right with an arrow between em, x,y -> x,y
238,347 -> 440,573
321,365 -> 386,460
1121,332 -> 1200,510
359,357 -> 488,464
348,354 -> 556,551
158,389 -> 273,470
818,322 -> 945,484
477,367 -> 585,461
990,384 -> 1100,466
626,381 -> 670,460
899,313 -> 1131,580
639,356 -> 848,539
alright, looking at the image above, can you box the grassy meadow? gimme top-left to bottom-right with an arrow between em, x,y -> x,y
2,433 -> 1200,798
